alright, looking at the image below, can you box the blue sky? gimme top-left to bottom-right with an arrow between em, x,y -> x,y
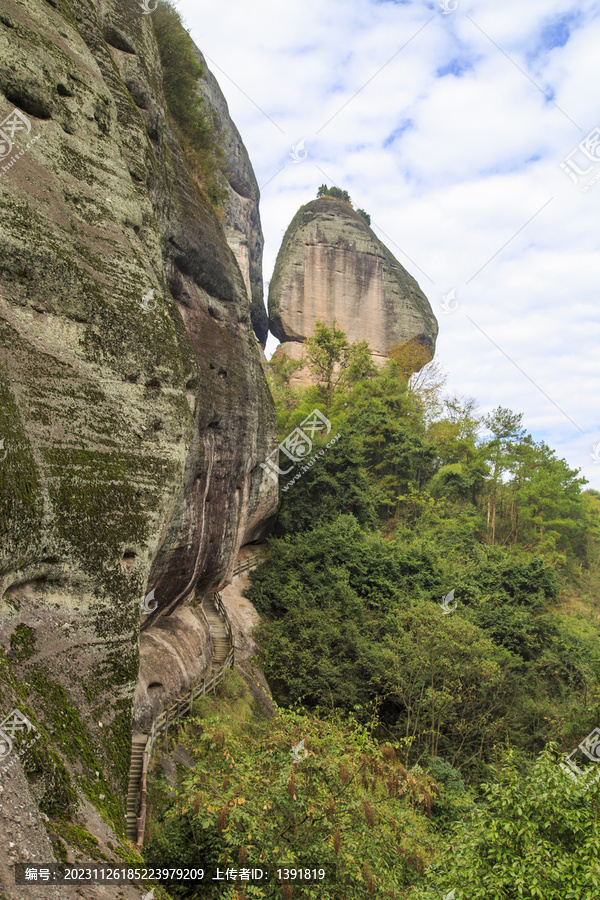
177,0 -> 600,488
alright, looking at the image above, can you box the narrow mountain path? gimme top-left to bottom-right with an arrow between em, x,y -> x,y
125,592 -> 233,843
126,735 -> 148,842
125,552 -> 264,846
202,594 -> 230,668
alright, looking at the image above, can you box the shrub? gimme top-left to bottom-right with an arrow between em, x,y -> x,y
158,709 -> 437,898
317,184 -> 353,205
153,1 -> 228,207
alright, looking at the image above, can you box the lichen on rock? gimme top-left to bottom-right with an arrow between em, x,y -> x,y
0,0 -> 277,888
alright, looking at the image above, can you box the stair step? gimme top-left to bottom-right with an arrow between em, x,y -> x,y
126,597 -> 233,846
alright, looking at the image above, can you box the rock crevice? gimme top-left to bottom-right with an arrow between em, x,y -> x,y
0,0 -> 276,888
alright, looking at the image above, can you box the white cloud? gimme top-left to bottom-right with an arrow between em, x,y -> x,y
178,0 -> 600,488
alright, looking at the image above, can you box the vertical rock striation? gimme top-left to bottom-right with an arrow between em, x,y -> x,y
0,0 -> 277,885
194,47 -> 268,346
269,197 -> 438,369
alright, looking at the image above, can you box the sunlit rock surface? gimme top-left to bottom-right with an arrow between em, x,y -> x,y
269,197 -> 438,370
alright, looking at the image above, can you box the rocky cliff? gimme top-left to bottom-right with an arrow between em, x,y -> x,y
0,0 -> 276,893
194,47 -> 268,347
269,197 -> 438,370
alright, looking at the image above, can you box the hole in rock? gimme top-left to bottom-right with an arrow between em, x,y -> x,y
103,27 -> 136,54
4,576 -> 47,598
4,89 -> 52,120
228,173 -> 251,199
122,552 -> 136,570
147,682 -> 164,692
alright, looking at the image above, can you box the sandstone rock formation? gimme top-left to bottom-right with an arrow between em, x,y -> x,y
269,197 -> 438,370
0,0 -> 277,890
194,48 -> 268,346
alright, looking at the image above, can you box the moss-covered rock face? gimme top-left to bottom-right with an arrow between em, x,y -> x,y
0,0 -> 277,883
268,197 -> 439,366
193,46 -> 269,346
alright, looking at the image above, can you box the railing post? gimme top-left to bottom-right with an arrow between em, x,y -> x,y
133,581 -> 240,847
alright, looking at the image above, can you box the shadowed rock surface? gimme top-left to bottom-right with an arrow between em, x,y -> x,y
194,47 -> 269,346
134,604 -> 212,733
0,0 -> 276,890
269,197 -> 438,370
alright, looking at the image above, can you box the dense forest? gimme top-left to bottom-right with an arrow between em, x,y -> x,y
145,325 -> 600,898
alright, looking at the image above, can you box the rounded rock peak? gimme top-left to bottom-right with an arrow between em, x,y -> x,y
268,197 -> 438,368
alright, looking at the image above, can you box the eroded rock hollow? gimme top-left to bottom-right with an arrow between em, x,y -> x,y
0,0 -> 276,890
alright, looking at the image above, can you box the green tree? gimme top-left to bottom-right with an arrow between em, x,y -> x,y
276,430 -> 378,534
579,489 -> 600,579
317,184 -> 353,205
427,747 -> 600,899
153,709 -> 437,899
265,348 -> 304,416
303,321 -> 374,416
508,438 -> 587,562
344,364 -> 436,519
379,603 -> 518,767
481,407 -> 526,545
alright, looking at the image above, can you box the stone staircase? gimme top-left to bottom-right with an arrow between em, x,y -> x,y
203,594 -> 230,667
126,734 -> 148,841
125,593 -> 234,845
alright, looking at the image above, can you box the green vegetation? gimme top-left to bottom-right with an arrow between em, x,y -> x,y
28,669 -> 124,827
153,1 -> 228,207
316,185 -> 370,224
148,323 -> 600,896
145,675 -> 437,899
8,623 -> 37,663
317,184 -> 353,204
302,319 -> 375,416
426,748 -> 600,898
